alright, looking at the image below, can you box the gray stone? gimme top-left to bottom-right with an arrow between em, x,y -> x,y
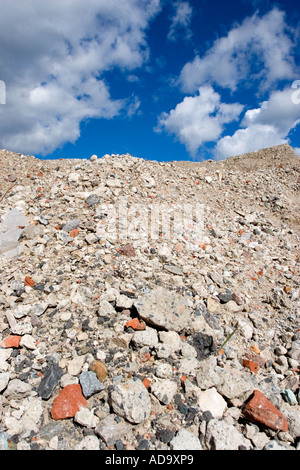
0,372 -> 10,392
216,368 -> 253,401
196,355 -> 221,389
3,378 -> 32,399
38,363 -> 64,400
204,419 -> 252,450
79,371 -> 104,398
85,194 -> 100,206
170,429 -> 202,450
110,378 -> 151,424
62,219 -> 80,232
151,379 -> 178,405
132,328 -> 159,348
11,279 -> 25,297
134,287 -> 192,333
96,414 -> 132,447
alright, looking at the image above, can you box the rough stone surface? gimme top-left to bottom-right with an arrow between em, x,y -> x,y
170,429 -> 203,450
0,145 -> 299,450
38,363 -> 64,400
134,287 -> 192,333
110,378 -> 151,424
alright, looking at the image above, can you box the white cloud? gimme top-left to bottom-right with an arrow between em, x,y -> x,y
0,0 -> 161,155
179,7 -> 297,93
215,86 -> 300,159
156,85 -> 243,156
293,147 -> 300,156
168,1 -> 193,41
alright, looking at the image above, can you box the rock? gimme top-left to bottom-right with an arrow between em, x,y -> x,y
134,287 -> 192,333
62,219 -> 80,232
204,419 -> 252,450
95,414 -> 132,447
3,378 -> 32,400
120,243 -> 136,257
170,429 -> 202,450
216,368 -> 253,401
38,363 -> 64,400
74,407 -> 99,428
150,379 -> 178,405
67,354 -> 86,376
79,371 -> 104,398
242,389 -> 288,432
50,384 -> 87,420
132,328 -> 159,348
89,360 -> 107,382
196,356 -> 221,389
19,334 -> 36,350
0,372 -> 10,392
110,378 -> 151,423
74,435 -> 100,450
197,387 -> 227,418
85,194 -> 100,206
0,335 -> 21,348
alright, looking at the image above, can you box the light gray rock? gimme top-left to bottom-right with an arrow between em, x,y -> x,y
132,328 -> 159,348
216,368 -> 254,401
150,379 -> 178,405
196,355 -> 221,389
96,414 -> 132,447
134,287 -> 192,333
170,429 -> 203,450
204,419 -> 252,450
110,378 -> 151,424
3,378 -> 32,399
0,372 -> 10,392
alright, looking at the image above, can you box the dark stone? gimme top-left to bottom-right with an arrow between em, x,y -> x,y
38,364 -> 64,400
156,428 -> 175,444
115,439 -> 124,450
217,290 -> 232,303
85,194 -> 100,207
136,439 -> 150,450
191,332 -> 215,360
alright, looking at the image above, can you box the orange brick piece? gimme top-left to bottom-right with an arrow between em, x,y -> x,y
125,318 -> 146,331
243,389 -> 288,432
25,276 -> 35,287
0,335 -> 21,348
242,358 -> 258,374
50,384 -> 87,420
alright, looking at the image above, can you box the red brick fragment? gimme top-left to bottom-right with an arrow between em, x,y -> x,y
243,389 -> 288,432
0,335 -> 21,348
24,276 -> 35,287
243,358 -> 258,374
50,384 -> 87,420
125,318 -> 146,331
70,229 -> 79,238
143,378 -> 151,389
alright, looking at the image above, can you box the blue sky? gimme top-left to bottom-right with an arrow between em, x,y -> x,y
0,0 -> 299,161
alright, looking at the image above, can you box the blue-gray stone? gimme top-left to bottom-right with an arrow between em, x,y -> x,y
282,389 -> 298,406
79,371 -> 104,398
38,364 -> 64,400
62,219 -> 80,232
85,194 -> 100,207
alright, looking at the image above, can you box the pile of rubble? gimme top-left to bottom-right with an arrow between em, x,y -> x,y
0,143 -> 299,450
